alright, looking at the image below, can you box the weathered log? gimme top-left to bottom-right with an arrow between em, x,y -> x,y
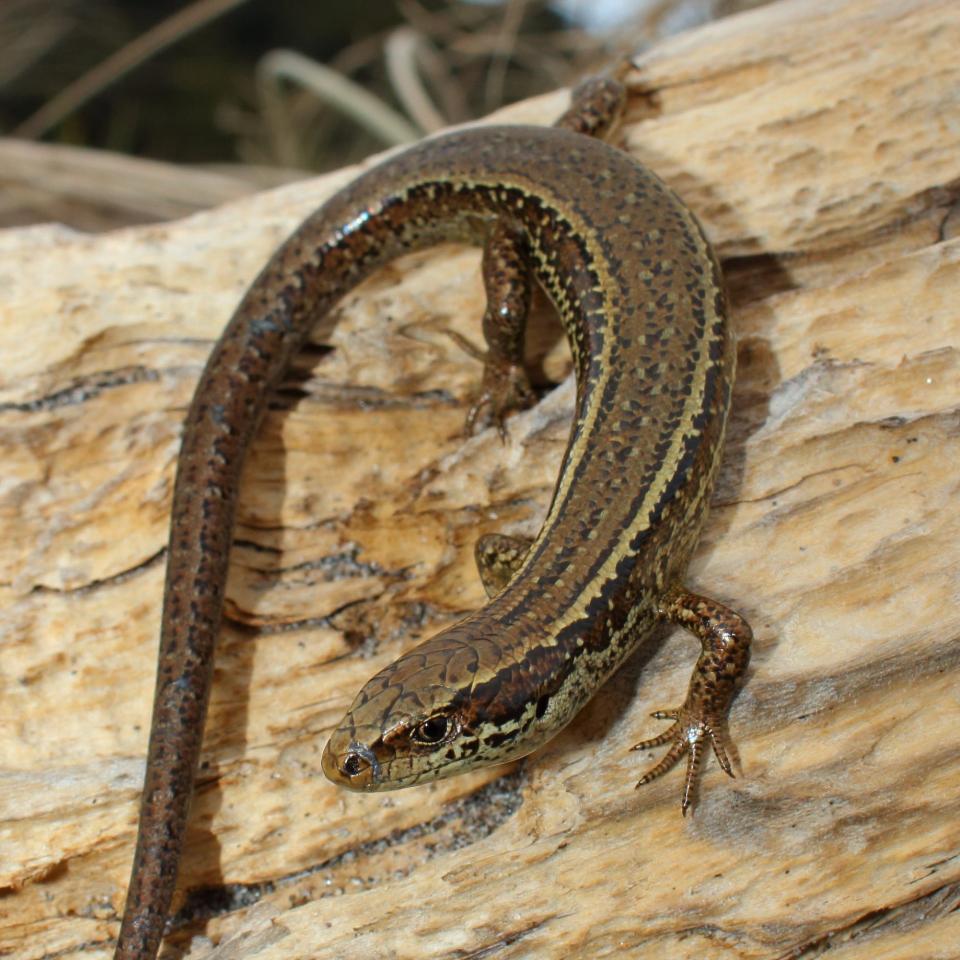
0,139 -> 289,231
2,0 -> 958,956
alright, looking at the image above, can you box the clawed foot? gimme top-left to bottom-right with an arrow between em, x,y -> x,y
632,703 -> 736,816
465,361 -> 536,438
444,329 -> 536,438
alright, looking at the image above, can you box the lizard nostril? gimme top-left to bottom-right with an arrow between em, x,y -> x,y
322,738 -> 380,787
342,752 -> 367,778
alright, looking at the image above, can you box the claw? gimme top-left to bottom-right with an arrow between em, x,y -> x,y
630,709 -> 682,750
465,362 -> 535,438
632,704 -> 737,814
465,390 -> 511,440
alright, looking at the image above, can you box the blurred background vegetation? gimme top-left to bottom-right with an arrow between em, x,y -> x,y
0,0 -> 768,229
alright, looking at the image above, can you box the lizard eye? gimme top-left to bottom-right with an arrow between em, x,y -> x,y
411,714 -> 458,745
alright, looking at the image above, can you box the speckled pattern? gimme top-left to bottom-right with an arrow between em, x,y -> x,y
474,532 -> 534,597
115,75 -> 752,959
635,588 -> 753,812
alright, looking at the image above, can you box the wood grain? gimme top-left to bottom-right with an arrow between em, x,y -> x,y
2,0 -> 959,957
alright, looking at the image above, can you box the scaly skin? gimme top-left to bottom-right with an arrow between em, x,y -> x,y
115,75 -> 752,959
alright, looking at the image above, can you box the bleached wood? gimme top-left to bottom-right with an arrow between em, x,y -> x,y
2,1 -> 958,957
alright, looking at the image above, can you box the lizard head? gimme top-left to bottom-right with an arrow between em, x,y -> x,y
322,618 -> 546,790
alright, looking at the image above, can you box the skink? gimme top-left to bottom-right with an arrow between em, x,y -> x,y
115,73 -> 752,960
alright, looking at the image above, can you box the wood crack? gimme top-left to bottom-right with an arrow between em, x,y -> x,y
166,769 -> 526,935
776,876 -> 960,958
0,365 -> 159,413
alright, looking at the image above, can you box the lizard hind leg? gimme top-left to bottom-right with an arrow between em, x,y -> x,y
461,220 -> 537,436
474,533 -> 533,597
556,71 -> 627,139
633,586 -> 752,814
459,71 -> 628,437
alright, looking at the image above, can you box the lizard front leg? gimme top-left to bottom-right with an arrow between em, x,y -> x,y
633,587 -> 752,813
